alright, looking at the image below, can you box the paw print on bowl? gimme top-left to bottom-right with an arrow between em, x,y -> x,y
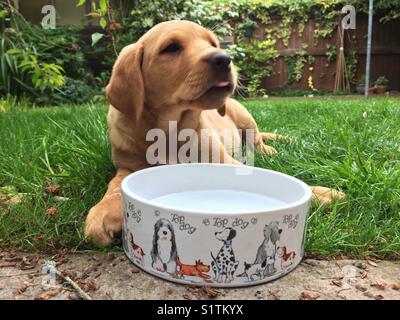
154,210 -> 160,217
251,217 -> 258,225
202,218 -> 210,226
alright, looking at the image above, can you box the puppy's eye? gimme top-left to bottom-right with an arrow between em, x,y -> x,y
160,43 -> 182,54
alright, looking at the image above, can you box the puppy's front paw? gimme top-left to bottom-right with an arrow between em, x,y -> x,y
311,186 -> 346,205
84,195 -> 123,245
258,143 -> 277,155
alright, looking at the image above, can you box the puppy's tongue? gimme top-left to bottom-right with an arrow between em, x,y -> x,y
215,81 -> 230,88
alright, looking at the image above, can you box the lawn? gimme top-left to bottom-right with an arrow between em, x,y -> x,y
0,98 -> 399,258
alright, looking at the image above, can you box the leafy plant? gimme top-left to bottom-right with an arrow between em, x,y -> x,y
227,39 -> 279,97
374,76 -> 389,86
7,48 -> 64,92
284,52 -> 306,84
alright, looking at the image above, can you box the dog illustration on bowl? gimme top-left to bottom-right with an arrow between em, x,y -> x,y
210,227 -> 239,283
128,232 -> 145,266
277,246 -> 296,270
151,219 -> 179,274
175,258 -> 211,281
254,221 -> 282,277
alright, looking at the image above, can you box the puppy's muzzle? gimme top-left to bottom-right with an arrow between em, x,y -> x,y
208,52 -> 231,73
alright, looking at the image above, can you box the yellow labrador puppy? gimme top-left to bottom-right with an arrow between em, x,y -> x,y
85,20 -> 344,245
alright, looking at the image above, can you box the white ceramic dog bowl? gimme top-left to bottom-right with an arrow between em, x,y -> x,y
121,163 -> 311,287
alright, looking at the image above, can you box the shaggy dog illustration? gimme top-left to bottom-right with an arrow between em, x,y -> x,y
254,221 -> 282,277
176,258 -> 210,280
129,232 -> 145,265
277,246 -> 296,270
151,219 -> 178,274
210,227 -> 239,283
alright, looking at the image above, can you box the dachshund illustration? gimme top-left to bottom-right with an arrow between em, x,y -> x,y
151,219 -> 178,274
277,246 -> 296,270
175,258 -> 210,280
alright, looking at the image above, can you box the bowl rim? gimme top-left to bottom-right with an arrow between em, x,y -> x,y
121,163 -> 312,216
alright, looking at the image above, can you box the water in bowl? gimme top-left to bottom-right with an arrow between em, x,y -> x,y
152,189 -> 286,213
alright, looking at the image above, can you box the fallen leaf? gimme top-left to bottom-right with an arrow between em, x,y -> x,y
267,289 -> 280,300
46,207 -> 58,217
391,282 -> 400,290
202,286 -> 224,298
35,288 -> 61,300
131,266 -> 140,273
14,284 -> 29,294
299,292 -> 319,300
45,181 -> 60,195
20,256 -> 38,270
355,284 -> 367,292
367,259 -> 378,267
360,271 -> 368,279
331,279 -> 342,287
373,294 -> 384,300
183,294 -> 192,300
0,262 -> 17,267
371,282 -> 388,290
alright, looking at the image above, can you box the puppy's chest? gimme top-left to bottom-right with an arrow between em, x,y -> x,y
158,240 -> 172,261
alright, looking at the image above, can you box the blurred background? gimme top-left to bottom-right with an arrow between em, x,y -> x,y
1,0 -> 400,106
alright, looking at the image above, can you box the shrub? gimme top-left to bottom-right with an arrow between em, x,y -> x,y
374,76 -> 389,86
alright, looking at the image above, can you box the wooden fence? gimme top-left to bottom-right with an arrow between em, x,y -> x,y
238,15 -> 400,92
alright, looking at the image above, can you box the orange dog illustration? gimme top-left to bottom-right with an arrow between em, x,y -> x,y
129,232 -> 145,264
175,258 -> 211,280
277,246 -> 296,270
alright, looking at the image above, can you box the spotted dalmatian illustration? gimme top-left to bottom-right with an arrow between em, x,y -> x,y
210,227 -> 239,283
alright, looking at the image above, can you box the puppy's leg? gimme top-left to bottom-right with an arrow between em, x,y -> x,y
229,100 -> 278,155
84,168 -> 132,245
261,132 -> 291,143
201,132 -> 242,165
311,186 -> 346,205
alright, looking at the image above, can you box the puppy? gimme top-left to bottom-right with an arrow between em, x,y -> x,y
211,227 -> 239,283
84,20 -> 345,245
151,219 -> 178,274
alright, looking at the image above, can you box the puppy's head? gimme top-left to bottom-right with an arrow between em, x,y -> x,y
106,20 -> 236,121
215,227 -> 236,242
263,221 -> 282,243
155,218 -> 174,242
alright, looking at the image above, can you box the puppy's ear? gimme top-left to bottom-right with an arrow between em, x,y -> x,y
106,43 -> 145,122
218,104 -> 226,117
227,228 -> 237,241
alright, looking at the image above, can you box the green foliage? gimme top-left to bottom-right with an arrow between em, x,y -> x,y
284,52 -> 306,84
374,76 -> 389,86
227,40 -> 279,97
7,48 -> 64,92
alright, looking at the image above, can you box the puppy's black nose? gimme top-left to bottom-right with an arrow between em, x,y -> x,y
163,231 -> 167,235
215,232 -> 218,236
209,52 -> 231,71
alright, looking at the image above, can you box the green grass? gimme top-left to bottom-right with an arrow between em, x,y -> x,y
0,98 -> 399,258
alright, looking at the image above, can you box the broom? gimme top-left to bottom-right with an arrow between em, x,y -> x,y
334,23 -> 350,92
